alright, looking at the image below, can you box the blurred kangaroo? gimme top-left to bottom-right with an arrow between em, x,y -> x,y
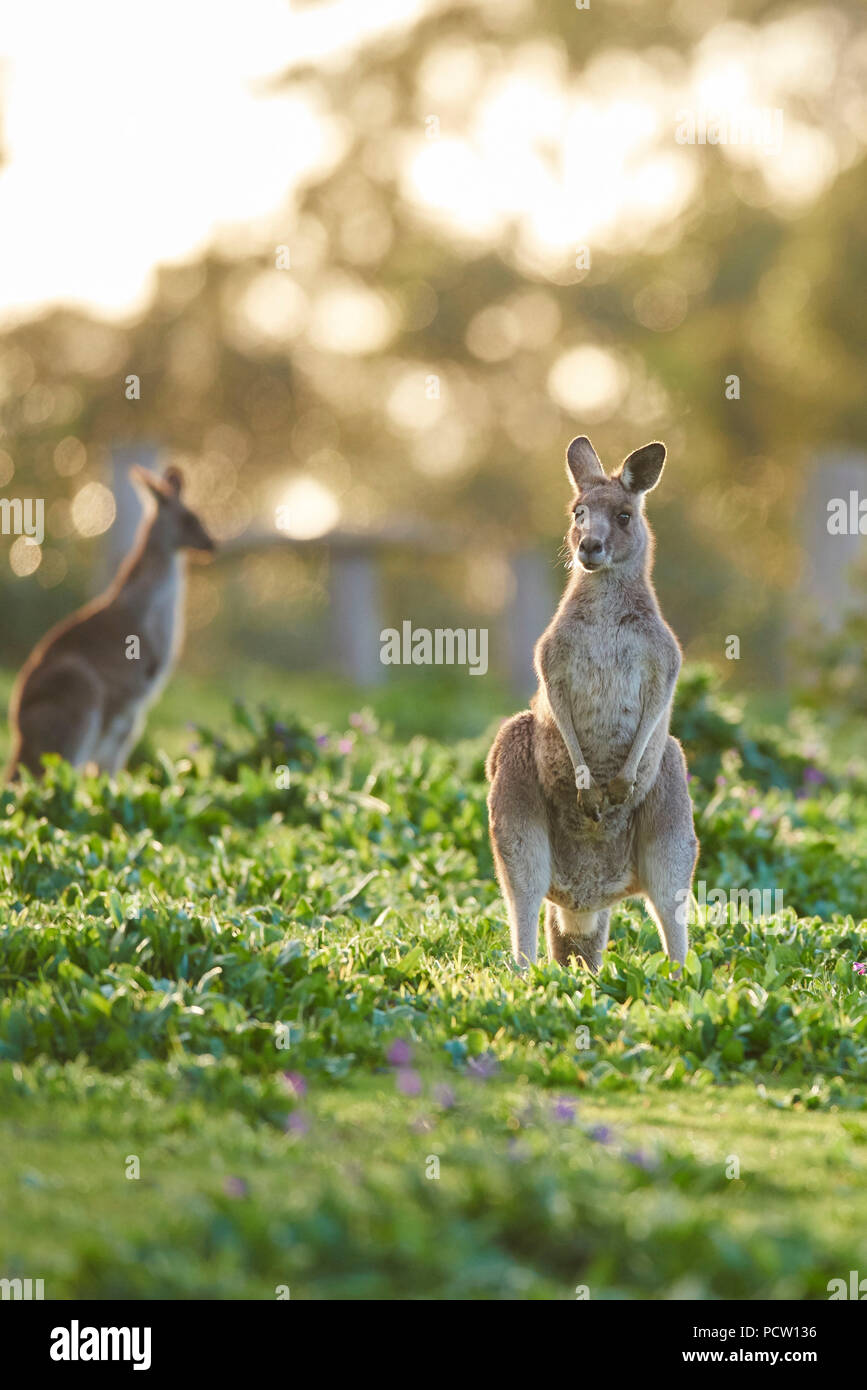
6,466 -> 215,780
486,435 -> 697,972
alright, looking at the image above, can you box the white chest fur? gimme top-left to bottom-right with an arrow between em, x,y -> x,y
139,558 -> 184,684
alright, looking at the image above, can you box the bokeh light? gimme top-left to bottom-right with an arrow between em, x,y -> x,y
275,477 -> 340,539
71,481 -> 116,538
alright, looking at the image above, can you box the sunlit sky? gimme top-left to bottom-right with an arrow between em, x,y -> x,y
0,0 -> 429,323
1,0 -> 860,328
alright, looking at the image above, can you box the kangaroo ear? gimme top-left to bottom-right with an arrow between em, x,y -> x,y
619,442 -> 666,494
130,465 -> 166,500
565,436 -> 605,491
163,467 -> 183,497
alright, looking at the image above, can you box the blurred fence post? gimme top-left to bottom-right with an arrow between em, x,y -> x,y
799,451 -> 867,629
329,544 -> 385,685
121,491 -> 550,693
507,549 -> 553,696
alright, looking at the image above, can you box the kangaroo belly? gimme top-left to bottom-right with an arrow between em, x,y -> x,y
534,709 -> 640,799
547,805 -> 638,913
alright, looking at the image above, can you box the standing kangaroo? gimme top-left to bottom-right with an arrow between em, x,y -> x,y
486,435 -> 697,971
6,466 -> 214,780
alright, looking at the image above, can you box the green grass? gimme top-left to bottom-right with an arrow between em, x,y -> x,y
0,669 -> 866,1299
4,1068 -> 865,1300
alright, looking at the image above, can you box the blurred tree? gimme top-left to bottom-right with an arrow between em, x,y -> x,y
2,0 -> 867,684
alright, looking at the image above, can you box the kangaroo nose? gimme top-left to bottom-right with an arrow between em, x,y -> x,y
579,537 -> 604,558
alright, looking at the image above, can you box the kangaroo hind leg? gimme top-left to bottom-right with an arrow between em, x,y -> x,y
487,714 -> 550,968
11,660 -> 103,778
634,736 -> 698,967
546,904 -> 611,972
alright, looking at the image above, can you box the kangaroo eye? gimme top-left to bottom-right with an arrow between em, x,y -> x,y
617,511 -> 631,525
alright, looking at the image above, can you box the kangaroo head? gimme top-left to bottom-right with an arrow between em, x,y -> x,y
563,435 -> 665,576
131,466 -> 216,555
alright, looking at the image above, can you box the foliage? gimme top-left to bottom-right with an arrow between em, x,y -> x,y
672,665 -> 823,792
1,683 -> 866,1296
796,569 -> 867,716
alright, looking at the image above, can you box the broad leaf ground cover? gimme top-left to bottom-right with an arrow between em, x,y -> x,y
0,669 -> 865,1298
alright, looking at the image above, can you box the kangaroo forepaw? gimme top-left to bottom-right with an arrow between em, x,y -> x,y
576,783 -> 604,821
606,773 -> 635,806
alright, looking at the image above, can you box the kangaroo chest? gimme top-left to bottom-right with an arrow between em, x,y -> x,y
562,615 -> 650,763
142,569 -> 183,674
121,563 -> 184,689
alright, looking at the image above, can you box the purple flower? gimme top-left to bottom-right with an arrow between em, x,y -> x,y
748,807 -> 763,820
588,1125 -> 613,1145
387,1039 -> 412,1067
854,963 -> 867,976
396,1068 -> 422,1096
280,1071 -> 307,1097
337,737 -> 354,755
553,1097 -> 577,1123
433,1083 -> 455,1109
224,1177 -> 248,1198
626,1149 -> 655,1172
285,1112 -> 310,1136
715,775 -> 726,787
349,712 -> 375,734
315,734 -> 330,750
803,766 -> 825,785
467,1053 -> 498,1081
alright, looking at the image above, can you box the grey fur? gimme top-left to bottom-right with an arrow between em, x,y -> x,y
6,467 -> 215,780
486,435 -> 698,971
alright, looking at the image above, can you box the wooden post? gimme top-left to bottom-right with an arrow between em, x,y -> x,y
800,451 -> 867,629
328,544 -> 385,685
507,549 -> 553,696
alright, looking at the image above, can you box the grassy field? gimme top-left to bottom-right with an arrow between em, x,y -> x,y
0,666 -> 866,1299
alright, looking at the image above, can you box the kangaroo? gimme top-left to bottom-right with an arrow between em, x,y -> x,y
6,466 -> 215,780
486,435 -> 698,972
